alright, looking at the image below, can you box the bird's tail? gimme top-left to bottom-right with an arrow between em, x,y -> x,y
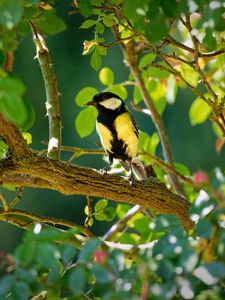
131,157 -> 147,181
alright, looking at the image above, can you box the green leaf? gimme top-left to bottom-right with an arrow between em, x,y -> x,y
0,93 -> 28,129
108,85 -> 128,100
175,162 -> 191,176
79,0 -> 92,17
133,86 -> 143,105
104,207 -> 116,222
166,75 -> 178,104
22,132 -> 32,145
75,106 -> 97,137
94,199 -> 108,211
15,242 -> 36,265
180,64 -> 199,87
75,86 -> 98,107
92,265 -> 113,283
99,67 -> 114,86
80,19 -> 96,29
134,216 -> 150,233
203,28 -> 217,51
21,98 -> 36,130
0,0 -> 23,29
11,282 -> 30,300
60,244 -> 77,264
146,11 -> 169,43
147,81 -> 167,114
36,243 -> 60,268
147,65 -> 170,79
96,22 -> 105,34
161,0 -> 179,18
95,211 -> 107,221
79,238 -> 101,261
212,122 -> 223,137
139,53 -> 156,68
116,203 -> 131,219
91,49 -> 102,71
196,219 -> 213,239
0,140 -> 8,159
0,76 -> 26,95
39,10 -> 66,35
150,214 -> 181,233
189,97 -> 212,125
0,275 -> 13,298
68,267 -> 86,294
103,15 -> 115,27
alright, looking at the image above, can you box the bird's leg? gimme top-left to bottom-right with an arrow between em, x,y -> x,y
127,161 -> 135,186
99,154 -> 113,175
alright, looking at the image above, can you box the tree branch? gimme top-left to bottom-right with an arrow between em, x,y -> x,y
30,21 -> 61,160
0,113 -> 193,229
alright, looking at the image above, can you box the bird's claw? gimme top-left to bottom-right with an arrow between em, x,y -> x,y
99,168 -> 108,175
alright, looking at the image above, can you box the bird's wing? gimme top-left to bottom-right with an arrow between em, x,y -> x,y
130,114 -> 139,138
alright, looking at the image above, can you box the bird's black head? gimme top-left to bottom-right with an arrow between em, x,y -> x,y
86,92 -> 124,111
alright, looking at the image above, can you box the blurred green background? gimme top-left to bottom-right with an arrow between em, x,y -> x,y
0,3 -> 224,253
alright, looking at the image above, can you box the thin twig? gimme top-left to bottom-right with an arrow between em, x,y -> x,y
4,51 -> 14,72
10,187 -> 24,209
1,208 -> 92,237
0,192 -> 9,212
30,21 -> 61,160
103,205 -> 143,241
166,35 -> 225,58
140,151 -> 196,188
84,195 -> 92,228
183,15 -> 218,102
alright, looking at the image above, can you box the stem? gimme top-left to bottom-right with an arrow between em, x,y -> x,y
103,205 -> 142,241
30,21 -> 61,160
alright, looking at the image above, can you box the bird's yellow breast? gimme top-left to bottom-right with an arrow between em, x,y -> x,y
114,112 -> 138,159
96,121 -> 113,153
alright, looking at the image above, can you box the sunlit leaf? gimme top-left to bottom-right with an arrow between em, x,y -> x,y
189,97 -> 212,125
75,86 -> 98,107
39,10 -> 66,35
91,49 -> 102,71
80,19 -> 96,29
108,85 -> 128,100
99,67 -> 114,86
75,106 -> 97,137
166,75 -> 178,104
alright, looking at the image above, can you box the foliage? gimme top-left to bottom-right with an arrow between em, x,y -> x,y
0,0 -> 225,299
0,194 -> 225,299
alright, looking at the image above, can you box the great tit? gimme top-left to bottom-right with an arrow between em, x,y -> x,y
86,92 -> 147,184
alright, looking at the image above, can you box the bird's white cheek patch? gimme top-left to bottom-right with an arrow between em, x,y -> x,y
100,98 -> 122,110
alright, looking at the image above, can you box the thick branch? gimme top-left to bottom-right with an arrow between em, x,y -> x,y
0,156 -> 193,229
0,113 -> 193,229
0,114 -> 30,158
30,22 -> 61,160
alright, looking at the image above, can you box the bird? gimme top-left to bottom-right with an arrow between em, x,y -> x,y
86,91 -> 147,185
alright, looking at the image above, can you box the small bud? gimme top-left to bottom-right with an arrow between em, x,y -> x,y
94,249 -> 108,264
192,171 -> 209,186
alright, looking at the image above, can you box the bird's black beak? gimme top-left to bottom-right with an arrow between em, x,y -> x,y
85,100 -> 95,106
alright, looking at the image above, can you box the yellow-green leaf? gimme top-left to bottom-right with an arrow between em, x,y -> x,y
75,87 -> 98,107
75,106 -> 97,138
99,67 -> 114,86
108,85 -> 128,100
189,98 -> 212,125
